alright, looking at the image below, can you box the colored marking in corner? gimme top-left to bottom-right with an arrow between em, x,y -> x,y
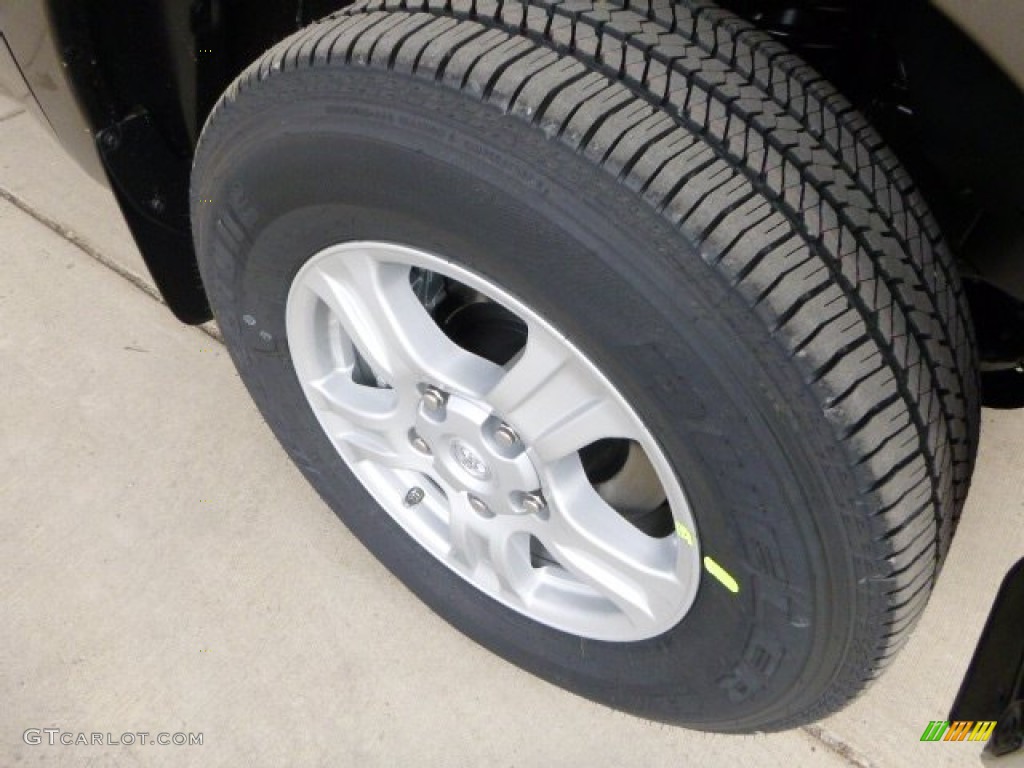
674,520 -> 696,547
674,521 -> 739,594
703,556 -> 740,594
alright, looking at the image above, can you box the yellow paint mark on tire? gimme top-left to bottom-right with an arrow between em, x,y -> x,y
674,520 -> 739,594
703,556 -> 739,594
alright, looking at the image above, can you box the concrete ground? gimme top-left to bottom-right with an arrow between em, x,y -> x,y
1,92 -> 1022,768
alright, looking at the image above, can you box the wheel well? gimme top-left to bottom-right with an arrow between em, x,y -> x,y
46,0 -> 353,323
717,0 -> 1024,378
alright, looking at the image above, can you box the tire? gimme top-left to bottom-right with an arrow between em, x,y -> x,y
191,0 -> 979,731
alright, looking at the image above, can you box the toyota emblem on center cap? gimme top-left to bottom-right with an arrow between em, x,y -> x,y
450,440 -> 491,481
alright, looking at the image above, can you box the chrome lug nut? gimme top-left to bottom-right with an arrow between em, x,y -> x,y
409,430 -> 432,455
421,386 -> 447,416
521,492 -> 547,517
468,495 -> 493,518
493,423 -> 520,449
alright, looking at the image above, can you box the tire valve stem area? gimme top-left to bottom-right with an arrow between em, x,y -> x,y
403,487 -> 426,507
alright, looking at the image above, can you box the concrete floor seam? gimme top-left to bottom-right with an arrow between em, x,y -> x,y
0,184 -> 223,345
802,724 -> 878,768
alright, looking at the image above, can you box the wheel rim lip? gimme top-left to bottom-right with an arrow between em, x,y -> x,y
285,240 -> 702,641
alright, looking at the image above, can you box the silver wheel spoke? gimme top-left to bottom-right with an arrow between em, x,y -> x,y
309,369 -> 401,434
333,429 -> 433,474
487,323 -> 638,463
304,370 -> 431,471
540,458 -> 682,633
486,518 -> 534,598
302,252 -> 502,397
448,494 -> 533,598
447,493 -> 487,573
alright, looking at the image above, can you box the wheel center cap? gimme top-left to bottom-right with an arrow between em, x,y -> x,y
416,393 -> 539,503
450,439 -> 491,480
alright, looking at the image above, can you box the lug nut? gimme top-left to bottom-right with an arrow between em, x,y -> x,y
493,423 -> 520,449
404,487 -> 426,507
521,492 -> 547,517
421,387 -> 447,416
409,430 -> 432,455
468,495 -> 492,518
